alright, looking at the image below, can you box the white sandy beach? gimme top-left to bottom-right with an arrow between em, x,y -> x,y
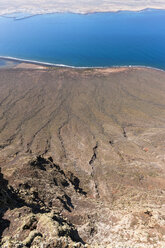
0,0 -> 165,15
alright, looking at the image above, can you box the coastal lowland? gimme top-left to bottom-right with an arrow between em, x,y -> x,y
0,61 -> 165,247
0,0 -> 165,15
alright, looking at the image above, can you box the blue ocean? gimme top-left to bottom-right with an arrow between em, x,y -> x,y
0,9 -> 165,69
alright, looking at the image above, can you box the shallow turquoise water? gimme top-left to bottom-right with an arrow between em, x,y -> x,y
0,9 -> 165,69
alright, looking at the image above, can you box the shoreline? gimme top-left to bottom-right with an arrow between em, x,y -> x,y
0,7 -> 165,18
0,56 -> 165,72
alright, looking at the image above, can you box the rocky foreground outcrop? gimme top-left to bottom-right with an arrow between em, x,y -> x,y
0,66 -> 165,247
0,159 -> 86,248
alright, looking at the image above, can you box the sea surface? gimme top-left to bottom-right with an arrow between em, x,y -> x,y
0,9 -> 165,69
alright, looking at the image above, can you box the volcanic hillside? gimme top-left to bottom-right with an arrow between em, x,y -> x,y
0,66 -> 165,247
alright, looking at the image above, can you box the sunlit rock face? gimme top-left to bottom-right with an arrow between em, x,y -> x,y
0,66 -> 165,247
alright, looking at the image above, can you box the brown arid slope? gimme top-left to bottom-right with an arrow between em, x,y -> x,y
0,65 -> 165,247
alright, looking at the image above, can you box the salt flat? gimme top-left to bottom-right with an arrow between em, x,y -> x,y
0,0 -> 165,15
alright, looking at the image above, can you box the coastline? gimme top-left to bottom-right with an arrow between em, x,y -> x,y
1,8 -> 165,21
0,56 -> 164,72
0,6 -> 165,17
0,9 -> 164,72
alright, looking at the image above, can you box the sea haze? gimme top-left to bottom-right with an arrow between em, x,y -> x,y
0,9 -> 165,69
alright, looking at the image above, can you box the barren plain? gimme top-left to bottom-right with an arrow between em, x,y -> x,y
0,64 -> 165,247
0,0 -> 165,15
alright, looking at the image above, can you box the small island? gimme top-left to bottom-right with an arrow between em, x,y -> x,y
0,0 -> 165,15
